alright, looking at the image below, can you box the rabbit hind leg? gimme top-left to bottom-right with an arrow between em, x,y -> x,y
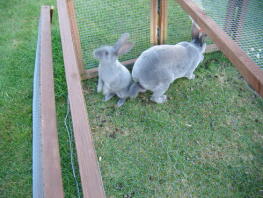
104,93 -> 115,101
117,98 -> 126,107
150,83 -> 170,104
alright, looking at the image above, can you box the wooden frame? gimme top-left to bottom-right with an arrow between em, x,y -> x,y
176,0 -> 263,97
57,0 -> 106,197
159,0 -> 168,44
150,0 -> 159,45
77,0 -> 217,80
39,6 -> 64,198
53,0 -> 262,196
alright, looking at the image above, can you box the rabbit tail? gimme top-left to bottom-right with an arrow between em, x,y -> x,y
129,82 -> 145,98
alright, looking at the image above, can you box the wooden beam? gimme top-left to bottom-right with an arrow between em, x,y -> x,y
150,0 -> 158,45
40,6 -> 64,198
57,0 -> 106,197
67,0 -> 85,75
81,58 -> 137,80
205,44 -> 219,53
159,0 -> 168,44
176,0 -> 263,97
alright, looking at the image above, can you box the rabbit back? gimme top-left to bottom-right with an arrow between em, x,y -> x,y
132,43 -> 203,90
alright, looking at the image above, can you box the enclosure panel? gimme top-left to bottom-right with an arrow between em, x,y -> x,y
37,6 -> 64,198
176,0 -> 263,97
192,0 -> 263,68
73,0 -> 152,69
166,0 -> 214,45
57,0 -> 106,197
166,0 -> 192,44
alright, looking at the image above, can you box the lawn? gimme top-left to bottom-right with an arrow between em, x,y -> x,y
0,0 -> 262,198
84,52 -> 263,198
0,0 -> 76,197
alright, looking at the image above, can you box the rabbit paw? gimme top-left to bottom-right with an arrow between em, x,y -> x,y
187,74 -> 195,80
151,95 -> 167,104
117,98 -> 126,107
97,86 -> 102,93
104,93 -> 114,101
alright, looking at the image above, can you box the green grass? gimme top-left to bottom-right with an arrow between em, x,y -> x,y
1,0 -> 263,198
84,52 -> 263,198
0,0 -> 78,197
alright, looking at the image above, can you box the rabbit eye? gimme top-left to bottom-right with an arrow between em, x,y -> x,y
105,51 -> 109,56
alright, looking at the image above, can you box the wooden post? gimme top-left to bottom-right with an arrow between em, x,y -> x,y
57,0 -> 106,197
159,0 -> 168,44
150,0 -> 159,45
176,0 -> 263,97
67,0 -> 85,75
40,6 -> 64,198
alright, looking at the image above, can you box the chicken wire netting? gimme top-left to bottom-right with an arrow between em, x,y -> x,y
72,0 -> 204,70
192,0 -> 263,68
166,0 -> 192,44
73,0 -> 152,69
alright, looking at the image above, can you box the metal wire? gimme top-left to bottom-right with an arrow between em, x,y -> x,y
32,18 -> 44,198
73,0 -> 152,69
166,0 -> 192,44
64,97 -> 81,198
192,0 -> 263,68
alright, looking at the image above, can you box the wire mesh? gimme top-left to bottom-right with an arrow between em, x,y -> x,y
73,0 -> 152,69
166,0 -> 213,46
32,18 -> 43,198
192,0 -> 263,68
166,0 -> 192,44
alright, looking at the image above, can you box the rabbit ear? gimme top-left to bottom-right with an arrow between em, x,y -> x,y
114,33 -> 134,56
93,48 -> 105,59
115,41 -> 134,56
191,20 -> 201,39
114,33 -> 130,48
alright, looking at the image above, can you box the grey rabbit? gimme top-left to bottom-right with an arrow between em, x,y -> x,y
93,33 -> 134,107
129,21 -> 207,103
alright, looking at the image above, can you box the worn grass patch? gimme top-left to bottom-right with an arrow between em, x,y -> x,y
84,52 -> 263,198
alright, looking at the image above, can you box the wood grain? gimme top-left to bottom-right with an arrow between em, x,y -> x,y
57,0 -> 106,197
67,0 -> 85,75
150,0 -> 158,45
205,44 -> 219,53
159,0 -> 168,44
176,0 -> 263,97
40,5 -> 64,198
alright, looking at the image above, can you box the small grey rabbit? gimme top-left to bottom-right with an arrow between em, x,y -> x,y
129,21 -> 207,103
93,33 -> 134,107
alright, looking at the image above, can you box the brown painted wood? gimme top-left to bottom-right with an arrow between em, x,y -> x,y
57,0 -> 106,197
176,0 -> 263,97
205,44 -> 219,53
159,0 -> 168,44
82,68 -> 98,80
40,6 -> 64,198
150,0 -> 158,45
81,58 -> 137,80
67,0 -> 85,75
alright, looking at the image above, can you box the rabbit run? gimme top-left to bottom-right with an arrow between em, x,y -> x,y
93,33 -> 134,107
129,21 -> 207,104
